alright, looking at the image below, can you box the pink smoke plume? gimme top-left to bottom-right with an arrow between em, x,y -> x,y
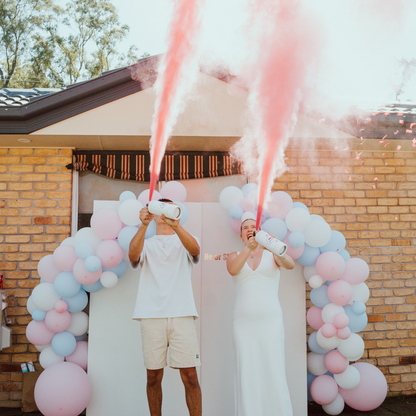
231,0 -> 320,229
148,0 -> 204,200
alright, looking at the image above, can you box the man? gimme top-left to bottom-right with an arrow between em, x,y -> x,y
128,198 -> 202,416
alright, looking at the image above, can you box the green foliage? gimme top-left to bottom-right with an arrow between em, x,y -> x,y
0,0 -> 147,88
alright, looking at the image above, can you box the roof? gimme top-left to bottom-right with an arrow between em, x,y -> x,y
0,88 -> 64,107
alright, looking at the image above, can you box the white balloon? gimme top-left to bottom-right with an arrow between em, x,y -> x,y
27,296 -> 35,314
304,218 -> 332,247
118,199 -> 143,226
31,283 -> 61,311
334,365 -> 361,389
338,333 -> 365,361
309,275 -> 324,289
351,282 -> 370,303
66,312 -> 89,336
61,237 -> 75,247
303,265 -> 317,282
39,346 -> 64,369
322,393 -> 345,415
219,186 -> 244,210
119,191 -> 136,203
285,208 -> 311,232
74,227 -> 102,251
317,328 -> 341,350
100,271 -> 118,288
322,303 -> 345,324
307,352 -> 328,376
35,344 -> 51,352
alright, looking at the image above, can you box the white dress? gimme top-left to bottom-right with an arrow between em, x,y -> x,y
233,250 -> 293,416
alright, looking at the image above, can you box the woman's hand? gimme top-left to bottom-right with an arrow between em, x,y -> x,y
247,236 -> 259,252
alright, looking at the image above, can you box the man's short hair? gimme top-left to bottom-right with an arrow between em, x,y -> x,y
158,198 -> 173,203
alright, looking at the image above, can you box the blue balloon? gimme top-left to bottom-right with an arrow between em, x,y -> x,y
262,218 -> 288,240
289,231 -> 305,248
54,272 -> 81,298
298,244 -> 320,266
241,183 -> 258,197
62,289 -> 88,313
352,301 -> 366,315
82,279 -> 104,293
85,255 -> 102,273
229,204 -> 244,220
344,305 -> 368,333
40,278 -> 46,284
173,201 -> 188,226
75,333 -> 88,342
52,331 -> 77,357
32,309 -> 46,322
119,191 -> 136,203
320,230 -> 346,253
308,331 -> 329,355
310,285 -> 331,308
103,259 -> 126,278
75,241 -> 93,259
339,249 -> 351,261
307,371 -> 317,402
293,202 -> 309,212
118,226 -> 138,251
145,220 -> 156,239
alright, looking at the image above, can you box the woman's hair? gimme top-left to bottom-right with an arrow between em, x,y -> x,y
158,198 -> 173,203
240,220 -> 261,234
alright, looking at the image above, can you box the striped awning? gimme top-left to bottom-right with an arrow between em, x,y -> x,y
67,151 -> 241,182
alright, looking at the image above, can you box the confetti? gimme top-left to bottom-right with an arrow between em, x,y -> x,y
397,113 -> 403,116
378,140 -> 384,145
372,112 -> 379,116
345,169 -> 349,173
399,120 -> 404,124
343,147 -> 349,151
384,113 -> 390,116
394,131 -> 399,135
406,129 -> 413,134
360,128 -> 365,131
319,118 -> 325,123
395,217 -> 398,220
366,118 -> 371,121
349,176 -> 352,181
374,177 -> 378,181
384,141 -> 390,147
397,145 -> 401,151
410,123 -> 416,129
382,153 -> 385,156
334,146 -> 339,150
361,160 -> 364,164
372,185 -> 375,189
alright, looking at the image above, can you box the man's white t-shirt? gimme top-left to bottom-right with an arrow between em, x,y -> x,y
131,233 -> 200,320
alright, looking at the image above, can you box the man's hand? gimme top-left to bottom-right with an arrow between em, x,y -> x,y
140,207 -> 154,226
161,214 -> 180,230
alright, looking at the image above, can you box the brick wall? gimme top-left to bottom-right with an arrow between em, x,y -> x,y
273,146 -> 416,396
0,148 -> 72,407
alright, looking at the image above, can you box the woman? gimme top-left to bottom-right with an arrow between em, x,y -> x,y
226,212 -> 295,416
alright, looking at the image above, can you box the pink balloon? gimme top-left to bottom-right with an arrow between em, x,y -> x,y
240,197 -> 256,212
283,232 -> 305,260
316,252 -> 346,281
95,240 -> 124,268
310,375 -> 338,405
90,207 -> 123,240
53,245 -> 78,272
37,255 -> 61,283
230,218 -> 242,234
321,323 -> 337,338
339,363 -> 387,411
333,313 -> 349,329
270,191 -> 293,219
26,320 -> 55,346
66,341 -> 88,371
138,189 -> 162,206
55,300 -> 68,313
307,306 -> 324,331
160,181 -> 187,202
324,350 -> 349,374
45,309 -> 71,333
35,362 -> 92,416
73,258 -> 102,285
337,326 -> 351,340
340,258 -> 370,285
327,280 -> 353,306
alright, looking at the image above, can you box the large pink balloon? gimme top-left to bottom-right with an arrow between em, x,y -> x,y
340,258 -> 370,285
327,280 -> 353,306
333,313 -> 349,329
339,363 -> 387,411
45,309 -> 71,333
66,341 -> 88,371
230,218 -> 242,234
270,191 -> 293,219
316,252 -> 345,281
37,255 -> 61,283
240,197 -> 256,212
95,240 -> 124,268
324,350 -> 348,374
310,375 -> 338,405
160,181 -> 187,202
90,207 -> 123,240
53,245 -> 78,272
73,258 -> 102,285
283,232 -> 305,260
307,306 -> 324,331
35,362 -> 92,416
26,320 -> 55,346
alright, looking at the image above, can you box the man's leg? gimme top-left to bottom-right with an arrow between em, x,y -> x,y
147,368 -> 164,416
179,367 -> 202,416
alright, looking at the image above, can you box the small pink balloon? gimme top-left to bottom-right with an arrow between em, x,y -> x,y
73,258 -> 102,285
37,255 -> 61,283
307,306 -> 325,331
54,300 -> 68,313
66,341 -> 88,371
328,280 -> 353,306
26,320 -> 55,346
90,207 -> 123,240
337,326 -> 351,340
34,362 -> 92,416
321,323 -> 337,338
53,245 -> 78,272
45,309 -> 71,333
95,240 -> 124,268
230,218 -> 242,234
160,181 -> 187,202
283,232 -> 305,260
240,197 -> 256,212
316,252 -> 346,281
340,258 -> 370,285
270,191 -> 293,220
325,350 -> 349,374
138,189 -> 162,206
310,375 -> 339,405
339,363 -> 387,411
333,313 -> 349,329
